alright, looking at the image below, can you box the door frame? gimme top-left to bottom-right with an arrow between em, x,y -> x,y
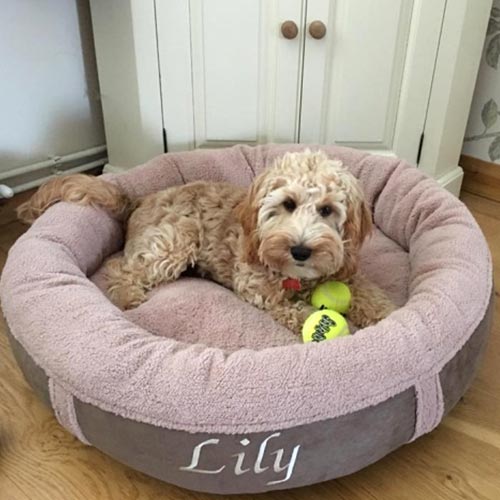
89,0 -> 164,171
419,0 -> 492,195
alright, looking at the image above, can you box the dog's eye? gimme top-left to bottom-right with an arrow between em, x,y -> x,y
283,198 -> 296,212
318,205 -> 333,217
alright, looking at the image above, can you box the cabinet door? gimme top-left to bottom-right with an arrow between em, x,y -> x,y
300,0 -> 446,164
157,0 -> 304,151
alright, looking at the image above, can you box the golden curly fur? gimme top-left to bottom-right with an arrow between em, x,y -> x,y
17,173 -> 131,224
18,150 -> 395,333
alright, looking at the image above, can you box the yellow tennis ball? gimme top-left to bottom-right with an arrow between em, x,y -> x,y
302,310 -> 350,343
311,281 -> 351,314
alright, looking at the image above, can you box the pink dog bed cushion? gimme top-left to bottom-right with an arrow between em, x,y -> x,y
0,145 -> 493,494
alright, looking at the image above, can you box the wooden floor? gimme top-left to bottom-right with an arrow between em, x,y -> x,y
0,191 -> 499,500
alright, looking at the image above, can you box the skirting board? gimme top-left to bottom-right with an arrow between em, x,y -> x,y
103,163 -> 127,174
460,154 -> 500,202
436,166 -> 464,198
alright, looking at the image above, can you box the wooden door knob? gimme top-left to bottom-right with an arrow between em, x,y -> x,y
309,20 -> 327,39
281,20 -> 299,40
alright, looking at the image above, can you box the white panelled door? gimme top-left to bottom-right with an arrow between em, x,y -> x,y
157,0 -> 305,151
300,0 -> 446,162
158,0 -> 446,164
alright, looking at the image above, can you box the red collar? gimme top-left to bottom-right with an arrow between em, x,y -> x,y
282,278 -> 302,291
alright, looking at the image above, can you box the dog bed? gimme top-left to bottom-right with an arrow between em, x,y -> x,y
0,144 -> 493,494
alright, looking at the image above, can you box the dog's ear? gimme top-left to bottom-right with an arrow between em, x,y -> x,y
234,176 -> 264,264
335,196 -> 372,280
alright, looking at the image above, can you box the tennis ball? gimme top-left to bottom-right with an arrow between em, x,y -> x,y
302,310 -> 350,343
311,281 -> 351,314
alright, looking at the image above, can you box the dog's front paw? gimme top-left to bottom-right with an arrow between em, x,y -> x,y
268,301 -> 315,336
347,299 -> 396,328
294,303 -> 317,332
107,283 -> 147,310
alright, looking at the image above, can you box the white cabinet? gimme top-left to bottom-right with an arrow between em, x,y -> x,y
90,0 -> 491,195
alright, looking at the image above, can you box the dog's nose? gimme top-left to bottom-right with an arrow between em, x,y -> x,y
290,245 -> 312,261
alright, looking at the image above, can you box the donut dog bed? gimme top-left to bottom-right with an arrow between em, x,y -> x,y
0,145 -> 493,494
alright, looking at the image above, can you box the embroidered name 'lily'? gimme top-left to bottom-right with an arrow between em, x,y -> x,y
179,432 -> 301,485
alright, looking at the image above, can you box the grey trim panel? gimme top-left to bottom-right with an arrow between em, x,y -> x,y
440,288 -> 495,414
7,329 -> 51,408
74,389 -> 415,494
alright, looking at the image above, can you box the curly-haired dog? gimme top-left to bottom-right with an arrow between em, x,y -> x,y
18,150 -> 394,333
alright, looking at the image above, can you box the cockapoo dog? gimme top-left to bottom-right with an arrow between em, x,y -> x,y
18,150 -> 394,333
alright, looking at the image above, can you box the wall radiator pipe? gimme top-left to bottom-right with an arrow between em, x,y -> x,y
0,145 -> 107,198
0,184 -> 14,199
0,145 -> 106,181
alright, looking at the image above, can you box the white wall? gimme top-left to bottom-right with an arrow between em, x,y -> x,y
462,0 -> 500,164
0,0 -> 105,174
